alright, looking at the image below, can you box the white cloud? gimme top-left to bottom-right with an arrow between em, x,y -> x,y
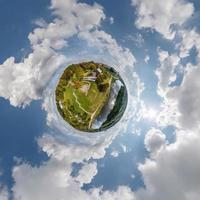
0,186 -> 9,200
0,48 -> 66,107
0,0 -> 105,107
126,33 -> 144,47
50,0 -> 105,32
12,135 -> 102,200
141,25 -> 200,198
109,17 -> 114,24
110,150 -> 119,158
12,134 -> 137,200
136,101 -> 158,122
120,144 -> 128,153
154,49 -> 183,128
156,99 -> 179,127
90,186 -> 136,200
136,22 -> 200,199
144,55 -> 150,64
166,64 -> 200,131
155,46 -> 200,130
75,162 -> 97,187
131,174 -> 136,180
33,18 -> 48,27
12,128 -> 200,200
13,160 -> 136,200
155,49 -> 180,97
78,29 -> 136,68
136,130 -> 200,200
144,128 -> 166,154
178,29 -> 200,59
132,0 -> 194,39
30,0 -> 105,50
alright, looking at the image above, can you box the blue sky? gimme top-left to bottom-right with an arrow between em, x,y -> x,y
1,0 -> 200,200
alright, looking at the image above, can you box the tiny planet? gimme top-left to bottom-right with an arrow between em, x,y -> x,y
55,61 -> 128,132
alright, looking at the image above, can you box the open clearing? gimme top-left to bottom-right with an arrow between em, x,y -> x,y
55,61 -> 117,131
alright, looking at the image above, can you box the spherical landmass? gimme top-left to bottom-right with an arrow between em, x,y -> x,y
55,61 -> 128,132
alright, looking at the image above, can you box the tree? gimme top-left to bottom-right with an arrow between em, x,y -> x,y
98,83 -> 109,92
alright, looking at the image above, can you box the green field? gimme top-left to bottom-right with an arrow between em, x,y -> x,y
55,61 -> 118,131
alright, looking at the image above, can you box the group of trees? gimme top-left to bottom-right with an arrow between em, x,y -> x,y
97,83 -> 109,92
62,69 -> 73,81
95,73 -> 109,92
102,86 -> 125,128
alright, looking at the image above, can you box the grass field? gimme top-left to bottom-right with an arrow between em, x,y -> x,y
55,61 -> 117,131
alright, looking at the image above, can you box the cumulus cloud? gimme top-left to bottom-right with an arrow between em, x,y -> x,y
144,55 -> 150,64
75,162 -> 97,186
0,48 -> 66,107
11,123 -> 200,200
120,144 -> 128,153
136,130 -> 200,200
178,29 -> 200,59
133,4 -> 200,197
78,30 -> 136,68
132,0 -> 194,39
12,124 -> 200,200
110,150 -> 119,158
29,0 -> 105,49
0,0 -> 105,107
166,64 -> 200,130
0,185 -> 9,200
155,49 -> 180,97
12,134 -> 136,200
156,99 -> 179,127
109,17 -> 114,24
126,33 -> 144,48
155,42 -> 200,131
0,0 -> 138,111
144,128 -> 166,154
142,14 -> 200,197
136,101 -> 158,122
90,186 -> 136,200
